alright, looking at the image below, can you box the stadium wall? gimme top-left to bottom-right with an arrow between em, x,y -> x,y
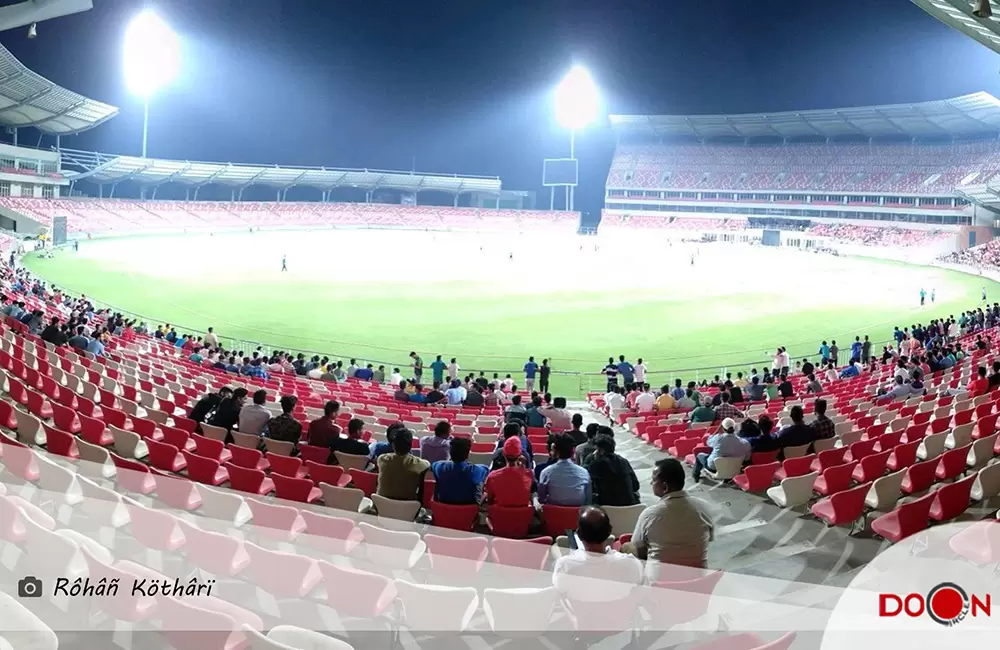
0,204 -> 45,235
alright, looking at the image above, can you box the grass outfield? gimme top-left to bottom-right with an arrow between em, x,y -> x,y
23,229 -> 1000,397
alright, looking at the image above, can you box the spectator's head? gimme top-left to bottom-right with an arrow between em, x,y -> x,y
434,420 -> 451,439
721,418 -> 736,434
790,405 -> 804,423
435,354 -> 442,362
758,415 -> 774,436
571,413 -> 583,429
409,351 -> 417,359
502,436 -> 523,464
585,422 -> 599,440
391,429 -> 414,455
661,384 -> 671,394
575,506 -> 613,551
399,380 -> 407,390
279,395 -> 297,414
413,384 -> 423,394
252,390 -> 267,405
720,391 -> 731,404
895,375 -> 905,386
815,399 -> 828,416
232,388 -> 248,404
218,387 -> 233,399
979,366 -> 988,379
674,378 -> 682,388
752,376 -> 760,385
594,434 -> 616,457
531,395 -> 542,408
449,436 -> 471,464
385,422 -> 406,444
651,458 -> 686,497
552,433 -> 575,460
502,423 -> 522,440
347,418 -> 364,439
553,396 -> 567,409
511,395 -> 522,406
432,380 -> 441,390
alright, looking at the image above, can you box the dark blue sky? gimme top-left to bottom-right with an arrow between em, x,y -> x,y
4,0 -> 1000,215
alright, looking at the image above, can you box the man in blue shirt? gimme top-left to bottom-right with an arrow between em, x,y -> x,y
616,355 -> 635,385
444,379 -> 466,405
818,340 -> 830,364
537,433 -> 591,506
670,378 -> 686,401
850,337 -> 863,363
429,355 -> 447,385
692,418 -> 749,483
431,437 -> 489,505
524,356 -> 539,392
354,364 -> 374,381
86,333 -> 105,357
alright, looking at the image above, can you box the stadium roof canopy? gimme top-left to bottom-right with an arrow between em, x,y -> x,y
0,42 -> 119,135
911,0 -> 1000,55
610,92 -> 1000,139
58,149 -> 503,194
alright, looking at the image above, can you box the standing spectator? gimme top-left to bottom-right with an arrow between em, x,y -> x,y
537,434 -> 591,506
238,390 -> 272,436
634,358 -> 647,386
818,340 -> 830,364
829,340 -> 839,365
447,357 -> 460,382
484,436 -> 533,506
524,356 -> 539,392
430,437 -> 489,505
420,420 -> 453,465
616,355 -> 635,386
203,327 -> 219,348
410,351 -> 423,382
602,357 -> 619,392
376,429 -> 430,501
265,395 -> 303,444
588,435 -> 640,506
306,400 -> 343,449
429,355 -> 447,385
850,337 -> 863,364
623,458 -> 715,579
692,418 -> 749,483
861,335 -> 872,364
539,358 -> 552,394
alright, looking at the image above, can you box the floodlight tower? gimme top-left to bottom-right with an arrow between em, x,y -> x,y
123,9 -> 180,158
553,65 -> 599,211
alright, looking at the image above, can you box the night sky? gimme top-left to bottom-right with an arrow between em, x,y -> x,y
4,0 -> 1000,215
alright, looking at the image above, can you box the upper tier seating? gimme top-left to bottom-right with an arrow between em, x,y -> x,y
607,140 -> 1000,193
0,198 -> 577,236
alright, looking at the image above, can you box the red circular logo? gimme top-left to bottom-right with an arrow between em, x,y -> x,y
927,583 -> 970,626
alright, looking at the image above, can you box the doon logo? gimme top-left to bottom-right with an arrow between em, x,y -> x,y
879,583 -> 991,626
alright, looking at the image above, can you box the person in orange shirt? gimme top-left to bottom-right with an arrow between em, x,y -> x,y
969,365 -> 989,398
483,437 -> 533,507
654,385 -> 677,412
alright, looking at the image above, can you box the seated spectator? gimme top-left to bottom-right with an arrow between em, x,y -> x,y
809,399 -> 835,440
745,376 -> 765,402
566,413 -> 587,446
484,436 -> 534,506
306,400 -> 343,449
745,415 -> 780,453
408,384 -> 427,404
190,387 -> 232,424
689,395 -> 716,423
369,422 -> 405,465
525,395 -> 546,428
575,423 -> 600,468
805,373 -> 822,394
538,433 -> 591,506
393,380 -> 410,402
534,434 -> 557,481
605,386 -> 626,411
714,391 -> 745,421
420,420 -> 452,465
969,365 -> 989,398
654,385 -> 676,412
777,374 -> 794,399
491,422 -> 534,470
445,379 -> 466,405
878,375 -> 913,403
692,418 -> 749,483
209,388 -> 247,431
588,435 -> 640,506
332,418 -> 372,458
431,437 -> 489,505
355,363 -> 375,381
238,389 -> 271,436
67,325 -> 89,351
623,458 -> 715,579
776,405 -> 814,450
265,395 -> 303,444
676,388 -> 697,409
553,506 -> 644,603
538,396 -> 572,431
635,384 -> 655,412
376,428 -> 430,501
989,360 -> 1000,390
505,394 -> 528,425
464,384 -> 486,407
728,381 -> 744,403
40,317 -> 61,345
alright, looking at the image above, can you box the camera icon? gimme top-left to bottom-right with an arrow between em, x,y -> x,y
18,576 -> 43,598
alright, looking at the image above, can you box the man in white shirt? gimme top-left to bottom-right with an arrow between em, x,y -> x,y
447,358 -> 460,382
203,327 -> 219,349
635,384 -> 655,413
605,386 -> 625,411
502,374 -> 514,391
389,368 -> 404,386
238,389 -> 272,436
633,358 -> 647,385
345,359 -> 358,378
824,363 -> 839,383
553,507 -> 643,604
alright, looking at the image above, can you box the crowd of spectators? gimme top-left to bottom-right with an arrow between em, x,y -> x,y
939,238 -> 1000,269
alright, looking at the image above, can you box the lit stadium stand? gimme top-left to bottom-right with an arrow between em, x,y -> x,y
0,43 -> 118,137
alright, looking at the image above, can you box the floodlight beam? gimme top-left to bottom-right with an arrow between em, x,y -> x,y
123,9 -> 179,158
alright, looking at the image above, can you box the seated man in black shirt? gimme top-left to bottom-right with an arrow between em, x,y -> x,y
777,374 -> 795,399
989,360 -> 1000,390
190,387 -> 232,424
332,418 -> 373,458
588,435 -> 640,506
566,413 -> 587,446
776,405 -> 815,452
424,381 -> 446,405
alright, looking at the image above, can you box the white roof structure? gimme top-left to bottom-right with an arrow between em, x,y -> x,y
58,149 -> 503,195
610,92 -> 1000,139
0,42 -> 118,135
911,0 -> 1000,54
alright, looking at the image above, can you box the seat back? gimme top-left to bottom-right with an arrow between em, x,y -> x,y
972,462 -> 1000,501
264,438 -> 296,456
708,456 -> 743,479
936,445 -> 969,481
298,444 -> 331,465
819,461 -> 858,495
192,434 -> 226,462
271,473 -> 318,503
429,501 -> 481,531
486,505 -> 536,538
887,439 -> 919,471
224,462 -> 267,493
781,443 -> 811,459
780,455 -> 814,478
901,459 -> 938,495
335,451 -> 369,471
540,504 -> 582,537
267,453 -> 303,478
227,444 -> 266,470
304,461 -> 345,487
929,474 -> 976,522
318,483 -> 366,512
371,494 -> 421,522
865,469 -> 905,511
917,431 -> 947,460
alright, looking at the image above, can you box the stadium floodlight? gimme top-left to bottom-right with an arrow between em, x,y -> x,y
974,0 -> 992,19
123,9 -> 180,158
553,65 -> 599,211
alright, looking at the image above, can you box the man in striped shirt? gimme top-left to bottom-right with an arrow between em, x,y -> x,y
602,357 -> 619,392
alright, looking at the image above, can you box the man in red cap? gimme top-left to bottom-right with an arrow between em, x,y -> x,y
483,436 -> 533,507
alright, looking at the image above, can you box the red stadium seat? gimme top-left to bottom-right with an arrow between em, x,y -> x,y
144,438 -> 186,473
813,461 -> 858,497
429,502 -> 480,532
227,444 -> 269,472
928,474 -> 976,522
811,482 -> 870,528
900,459 -> 938,495
870,492 -> 935,543
223,462 -> 275,495
303,461 -> 350,488
267,453 -> 307,479
271,473 -> 322,504
181,450 -> 229,486
540,504 -> 581,538
733,462 -> 779,493
486,505 -> 536,538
